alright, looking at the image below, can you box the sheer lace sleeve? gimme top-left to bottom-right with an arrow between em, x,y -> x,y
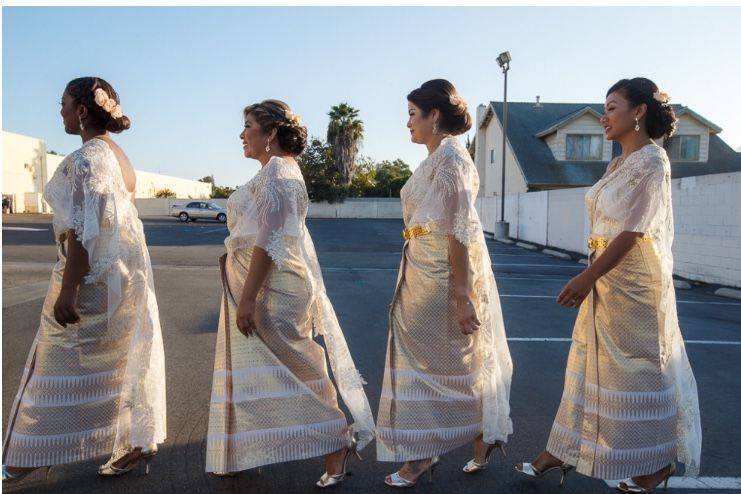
619,154 -> 668,235
430,146 -> 479,246
254,175 -> 304,270
69,143 -> 121,284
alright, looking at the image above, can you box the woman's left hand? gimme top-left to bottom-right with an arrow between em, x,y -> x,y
557,270 -> 597,308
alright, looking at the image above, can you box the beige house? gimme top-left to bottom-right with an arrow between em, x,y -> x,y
472,99 -> 741,197
2,131 -> 212,213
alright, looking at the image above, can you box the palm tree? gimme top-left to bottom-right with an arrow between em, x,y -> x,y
327,103 -> 364,185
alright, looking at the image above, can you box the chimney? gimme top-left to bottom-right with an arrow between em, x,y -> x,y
534,95 -> 542,108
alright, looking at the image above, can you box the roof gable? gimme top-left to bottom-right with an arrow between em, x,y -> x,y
535,106 -> 603,138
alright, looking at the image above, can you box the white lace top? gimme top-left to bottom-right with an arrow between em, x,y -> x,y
400,135 -> 482,246
586,143 -> 671,241
224,156 -> 376,449
585,142 -> 702,476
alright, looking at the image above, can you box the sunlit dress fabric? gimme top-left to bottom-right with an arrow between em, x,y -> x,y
376,136 -> 513,462
206,156 -> 375,473
3,138 -> 166,467
546,143 -> 701,479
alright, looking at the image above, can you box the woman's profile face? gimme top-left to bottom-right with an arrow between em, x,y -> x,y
601,90 -> 641,141
240,112 -> 267,159
407,101 -> 435,145
60,91 -> 80,135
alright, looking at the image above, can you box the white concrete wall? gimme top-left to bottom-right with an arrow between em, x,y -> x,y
3,132 -> 47,213
135,170 -> 212,199
135,197 -> 404,219
477,171 -> 741,288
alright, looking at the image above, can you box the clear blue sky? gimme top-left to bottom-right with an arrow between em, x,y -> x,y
4,6 -> 740,187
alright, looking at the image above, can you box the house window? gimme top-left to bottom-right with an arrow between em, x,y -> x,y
666,135 -> 700,161
565,134 -> 603,161
490,149 -> 495,164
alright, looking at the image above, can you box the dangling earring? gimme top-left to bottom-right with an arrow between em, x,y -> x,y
265,140 -> 271,153
432,121 -> 439,135
79,116 -> 85,131
634,117 -> 640,132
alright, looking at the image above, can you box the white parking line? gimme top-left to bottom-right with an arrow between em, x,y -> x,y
2,226 -> 47,231
605,477 -> 741,490
499,294 -> 741,306
508,338 -> 741,346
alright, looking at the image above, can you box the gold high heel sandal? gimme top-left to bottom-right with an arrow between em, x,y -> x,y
98,447 -> 157,477
316,437 -> 362,488
1,465 -> 52,483
617,463 -> 676,493
384,457 -> 440,488
514,461 -> 574,486
462,440 -> 506,473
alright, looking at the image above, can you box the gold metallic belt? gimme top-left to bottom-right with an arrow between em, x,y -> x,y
587,236 -> 609,250
588,234 -> 652,250
402,225 -> 432,240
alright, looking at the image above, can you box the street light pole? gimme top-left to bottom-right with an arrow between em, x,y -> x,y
495,51 -> 511,240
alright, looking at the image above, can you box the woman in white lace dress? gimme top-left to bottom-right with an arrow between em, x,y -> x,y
205,100 -> 375,487
2,77 -> 166,482
377,80 -> 513,487
516,78 -> 701,493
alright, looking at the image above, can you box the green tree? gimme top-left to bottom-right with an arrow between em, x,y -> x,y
327,103 -> 364,186
348,156 -> 377,198
297,138 -> 348,203
199,175 -> 215,184
211,185 -> 235,198
374,159 -> 412,197
154,188 -> 176,198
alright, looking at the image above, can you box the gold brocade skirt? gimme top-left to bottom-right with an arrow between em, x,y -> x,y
376,230 -> 487,462
205,246 -> 348,473
546,237 -> 677,480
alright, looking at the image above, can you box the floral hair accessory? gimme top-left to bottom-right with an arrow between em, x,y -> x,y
653,89 -> 671,106
285,111 -> 302,126
94,88 -> 124,119
449,94 -> 464,106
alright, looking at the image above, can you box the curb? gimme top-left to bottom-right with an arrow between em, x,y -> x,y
515,241 -> 538,251
542,248 -> 572,260
715,287 -> 741,300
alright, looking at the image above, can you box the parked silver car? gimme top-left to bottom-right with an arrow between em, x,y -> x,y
170,201 -> 227,223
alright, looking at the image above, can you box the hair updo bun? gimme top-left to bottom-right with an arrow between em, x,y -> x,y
407,79 -> 472,136
607,77 -> 677,139
65,77 -> 131,133
243,99 -> 308,155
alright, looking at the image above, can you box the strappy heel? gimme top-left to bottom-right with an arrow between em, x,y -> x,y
462,440 -> 506,473
1,465 -> 52,483
316,437 -> 362,488
515,461 -> 574,486
98,447 -> 157,477
617,463 -> 676,493
384,456 -> 439,487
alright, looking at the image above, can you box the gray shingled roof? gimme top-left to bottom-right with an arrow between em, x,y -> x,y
488,102 -> 741,189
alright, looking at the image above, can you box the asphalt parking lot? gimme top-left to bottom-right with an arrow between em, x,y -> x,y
3,214 -> 741,493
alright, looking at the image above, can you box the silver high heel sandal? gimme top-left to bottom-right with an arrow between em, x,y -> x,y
98,447 -> 158,477
514,461 -> 574,486
617,463 -> 676,493
384,457 -> 440,488
462,440 -> 506,473
1,465 -> 52,483
316,437 -> 362,488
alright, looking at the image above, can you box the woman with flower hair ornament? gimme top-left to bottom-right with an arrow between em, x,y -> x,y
515,77 -> 701,493
377,80 -> 513,487
2,77 -> 166,482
